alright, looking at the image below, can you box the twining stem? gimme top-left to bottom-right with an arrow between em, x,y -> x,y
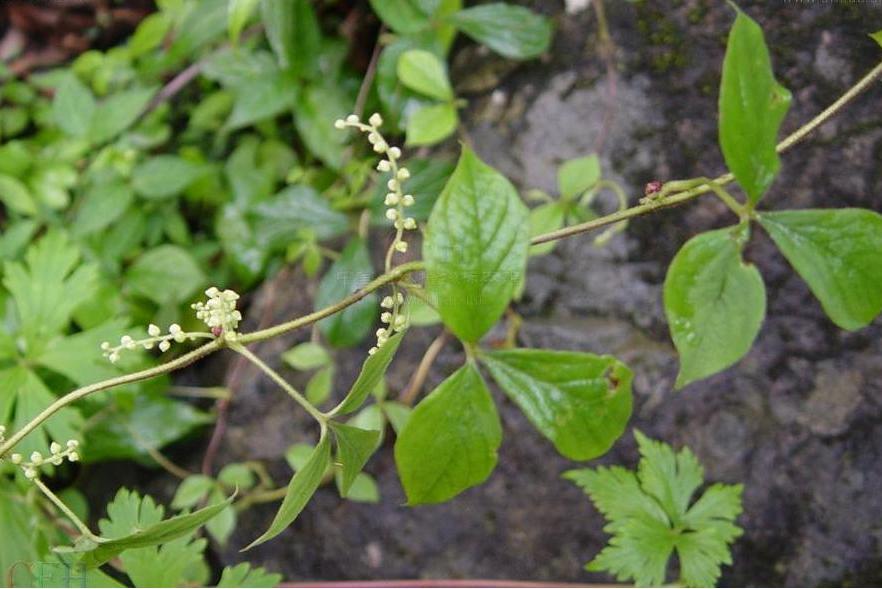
33,477 -> 104,543
228,342 -> 326,425
531,58 -> 882,246
237,261 -> 424,344
0,339 -> 223,457
2,59 -> 880,460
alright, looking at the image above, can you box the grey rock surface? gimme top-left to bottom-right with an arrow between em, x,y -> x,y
209,1 -> 882,586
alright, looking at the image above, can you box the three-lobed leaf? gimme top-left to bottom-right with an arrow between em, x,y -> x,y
759,208 -> 882,330
664,225 -> 766,389
423,147 -> 529,343
481,349 -> 632,461
718,6 -> 791,205
394,363 -> 501,504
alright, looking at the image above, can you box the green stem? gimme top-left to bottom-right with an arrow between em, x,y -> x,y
237,261 -> 424,344
32,477 -> 105,543
228,342 -> 326,425
531,58 -> 882,246
0,339 -> 222,458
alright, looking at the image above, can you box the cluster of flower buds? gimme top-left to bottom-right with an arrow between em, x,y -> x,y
192,287 -> 242,337
101,322 -> 194,363
9,439 -> 80,479
369,292 -> 407,355
334,113 -> 417,255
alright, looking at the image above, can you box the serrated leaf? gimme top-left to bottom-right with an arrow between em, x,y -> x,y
394,363 -> 501,504
424,147 -> 529,342
397,50 -> 453,100
759,208 -> 882,330
75,488 -> 233,568
481,349 -> 632,461
447,3 -> 552,60
565,431 -> 743,588
246,434 -> 331,549
218,563 -> 282,588
329,422 -> 380,497
558,154 -> 600,200
718,6 -> 791,205
406,102 -> 458,146
664,225 -> 766,389
315,238 -> 377,348
332,330 -> 406,415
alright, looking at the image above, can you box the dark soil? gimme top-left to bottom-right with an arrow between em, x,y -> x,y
128,1 -> 882,586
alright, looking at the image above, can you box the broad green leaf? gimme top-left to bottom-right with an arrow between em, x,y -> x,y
126,245 -> 206,305
172,475 -> 215,509
36,319 -> 127,385
369,0 -> 430,34
0,173 -> 37,215
343,473 -> 381,503
448,3 -> 552,60
397,49 -> 453,100
558,154 -> 600,200
406,102 -> 458,146
74,181 -> 134,236
0,484 -> 41,583
424,147 -> 529,342
529,202 -> 566,256
261,0 -> 321,77
664,225 -> 766,389
306,365 -> 334,405
74,488 -> 234,568
228,0 -> 261,43
206,489 -> 237,545
218,463 -> 256,490
246,434 -> 331,548
283,342 -> 331,371
481,349 -> 632,461
719,7 -> 791,205
132,156 -> 208,200
332,330 -> 406,415
89,87 -> 155,144
382,400 -> 412,434
227,73 -> 293,130
370,157 -> 455,222
329,421 -> 381,496
293,83 -> 349,169
315,238 -> 377,348
53,73 -> 96,137
394,363 -> 502,504
218,563 -> 282,588
759,208 -> 882,330
128,12 -> 171,57
251,185 -> 349,245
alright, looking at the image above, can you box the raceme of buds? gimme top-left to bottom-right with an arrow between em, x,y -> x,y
9,439 -> 80,479
101,320 -> 210,363
192,287 -> 243,338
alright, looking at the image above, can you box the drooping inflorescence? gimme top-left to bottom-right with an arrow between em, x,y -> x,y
335,113 -> 414,355
8,439 -> 80,479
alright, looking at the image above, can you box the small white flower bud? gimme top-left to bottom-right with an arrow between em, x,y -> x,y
68,452 -> 79,463
143,341 -> 154,350
205,286 -> 220,298
403,217 -> 417,230
100,341 -> 111,351
169,324 -> 182,335
50,442 -> 61,454
346,114 -> 359,124
30,451 -> 43,465
367,132 -> 379,144
148,324 -> 161,337
381,296 -> 394,308
51,455 -> 63,466
386,208 -> 398,220
66,440 -> 79,449
388,147 -> 401,159
397,168 -> 410,180
109,352 -> 120,363
376,328 -> 388,338
24,467 -> 37,480
368,347 -> 378,356
377,160 -> 391,172
120,335 -> 135,349
387,178 -> 398,191
369,113 -> 383,127
385,193 -> 400,206
11,453 -> 22,464
373,141 -> 387,153
334,119 -> 346,129
159,340 -> 171,352
402,194 -> 415,206
381,312 -> 392,323
395,241 -> 408,253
